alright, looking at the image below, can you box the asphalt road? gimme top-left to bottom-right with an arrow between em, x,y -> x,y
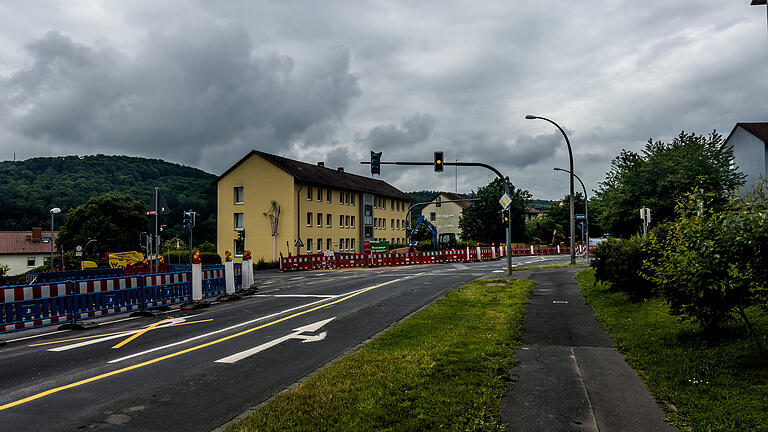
0,255 -> 571,432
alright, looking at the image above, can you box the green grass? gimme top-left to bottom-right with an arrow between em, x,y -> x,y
227,278 -> 534,432
577,269 -> 768,431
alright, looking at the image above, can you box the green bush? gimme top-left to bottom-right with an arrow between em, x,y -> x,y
253,259 -> 279,271
590,235 -> 656,300
646,186 -> 768,350
200,252 -> 222,265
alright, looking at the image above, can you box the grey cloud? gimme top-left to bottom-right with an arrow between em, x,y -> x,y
361,113 -> 437,152
1,25 -> 361,172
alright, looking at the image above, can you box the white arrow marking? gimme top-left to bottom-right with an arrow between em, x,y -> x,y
48,315 -> 198,352
215,317 -> 334,364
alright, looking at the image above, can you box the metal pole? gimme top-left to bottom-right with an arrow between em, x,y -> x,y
154,187 -> 159,274
554,168 -> 589,258
50,213 -> 54,271
527,116 -> 576,264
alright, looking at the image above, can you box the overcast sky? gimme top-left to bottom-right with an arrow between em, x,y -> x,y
1,1 -> 766,199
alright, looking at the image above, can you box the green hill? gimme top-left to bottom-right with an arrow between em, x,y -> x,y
0,155 -> 217,244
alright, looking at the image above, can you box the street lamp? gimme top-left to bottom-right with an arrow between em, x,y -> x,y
50,207 -> 61,271
554,168 -> 589,257
526,114 -> 576,264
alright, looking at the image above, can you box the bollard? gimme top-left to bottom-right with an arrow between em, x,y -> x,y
192,261 -> 203,301
224,260 -> 235,295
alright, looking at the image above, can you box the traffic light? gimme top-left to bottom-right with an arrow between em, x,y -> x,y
370,151 -> 382,175
434,151 -> 444,172
183,211 -> 191,232
501,210 -> 509,224
237,230 -> 245,241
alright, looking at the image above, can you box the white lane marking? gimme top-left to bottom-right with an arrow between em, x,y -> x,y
258,294 -> 337,298
107,287 -> 371,364
492,270 -> 505,273
7,330 -> 69,343
48,316 -> 199,352
215,317 -> 335,364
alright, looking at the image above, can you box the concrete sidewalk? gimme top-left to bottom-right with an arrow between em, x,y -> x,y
501,267 -> 677,431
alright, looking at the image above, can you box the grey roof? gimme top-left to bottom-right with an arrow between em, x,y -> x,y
218,150 -> 411,201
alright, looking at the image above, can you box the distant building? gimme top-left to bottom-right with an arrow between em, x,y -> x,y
0,228 -> 58,276
216,150 -> 411,262
724,122 -> 768,192
525,206 -> 540,221
420,192 -> 471,240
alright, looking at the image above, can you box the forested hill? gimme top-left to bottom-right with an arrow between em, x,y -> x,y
0,155 -> 217,243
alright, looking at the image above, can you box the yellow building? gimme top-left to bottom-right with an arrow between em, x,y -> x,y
216,150 -> 411,262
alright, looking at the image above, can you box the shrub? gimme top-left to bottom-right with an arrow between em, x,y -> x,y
590,235 -> 656,300
646,184 -> 768,357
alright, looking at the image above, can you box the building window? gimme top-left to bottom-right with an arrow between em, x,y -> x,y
307,212 -> 313,227
317,238 -> 322,252
391,200 -> 394,210
397,219 -> 400,229
345,215 -> 350,228
339,238 -> 343,251
345,192 -> 350,205
351,238 -> 355,251
307,187 -> 312,201
345,238 -> 350,250
365,205 -> 372,217
327,189 -> 332,202
327,238 -> 332,251
234,213 -> 244,230
397,201 -> 400,211
340,191 -> 344,204
234,187 -> 244,204
351,216 -> 355,228
391,219 -> 394,229
339,215 -> 344,228
234,239 -> 244,256
27,257 -> 36,267
326,214 -> 332,227
317,187 -> 322,202
351,194 -> 355,206
316,213 -> 322,227
430,212 -> 436,221
307,238 -> 313,253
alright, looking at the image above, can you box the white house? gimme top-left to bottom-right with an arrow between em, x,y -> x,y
0,228 -> 58,276
724,122 -> 768,192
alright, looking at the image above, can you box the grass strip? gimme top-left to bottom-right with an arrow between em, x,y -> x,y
577,268 -> 768,431
227,278 -> 534,432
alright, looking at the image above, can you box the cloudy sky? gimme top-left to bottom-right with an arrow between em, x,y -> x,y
1,1 -> 766,199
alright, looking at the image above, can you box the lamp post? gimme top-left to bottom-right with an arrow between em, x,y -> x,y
526,115 -> 576,264
50,207 -> 61,271
554,168 -> 589,256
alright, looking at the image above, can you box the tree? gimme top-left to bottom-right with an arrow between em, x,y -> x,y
458,178 -> 530,244
525,216 -> 562,245
594,131 -> 745,238
57,193 -> 148,252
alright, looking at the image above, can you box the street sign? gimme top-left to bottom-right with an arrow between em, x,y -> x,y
294,239 -> 304,248
499,193 -> 512,210
576,214 -> 586,220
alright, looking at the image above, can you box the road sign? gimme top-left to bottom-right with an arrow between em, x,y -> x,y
294,239 -> 304,248
576,214 -> 586,220
499,193 -> 512,210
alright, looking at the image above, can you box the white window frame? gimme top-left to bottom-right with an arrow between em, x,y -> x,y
234,213 -> 244,230
234,186 -> 244,204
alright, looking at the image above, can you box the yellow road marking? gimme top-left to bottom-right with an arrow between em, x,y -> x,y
254,288 -> 281,295
111,318 -> 172,349
0,274 -> 420,411
29,320 -> 214,347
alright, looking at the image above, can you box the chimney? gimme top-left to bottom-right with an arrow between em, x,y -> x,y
317,162 -> 325,167
337,167 -> 344,172
31,227 -> 42,242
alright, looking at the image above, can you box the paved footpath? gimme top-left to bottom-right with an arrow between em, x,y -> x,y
501,267 -> 677,432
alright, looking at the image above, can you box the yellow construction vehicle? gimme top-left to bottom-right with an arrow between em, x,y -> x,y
107,251 -> 145,269
551,230 -> 567,246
